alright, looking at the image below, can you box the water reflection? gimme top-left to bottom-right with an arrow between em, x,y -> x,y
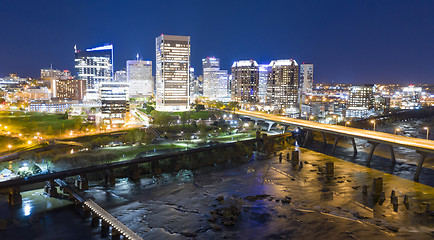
23,201 -> 31,216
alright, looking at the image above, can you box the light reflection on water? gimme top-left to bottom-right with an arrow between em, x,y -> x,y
23,201 -> 31,216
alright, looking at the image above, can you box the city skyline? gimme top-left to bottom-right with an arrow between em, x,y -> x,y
0,0 -> 433,84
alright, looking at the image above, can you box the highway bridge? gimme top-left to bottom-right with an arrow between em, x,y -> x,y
235,110 -> 433,181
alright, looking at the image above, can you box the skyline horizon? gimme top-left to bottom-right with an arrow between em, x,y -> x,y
3,40 -> 433,86
1,0 -> 433,84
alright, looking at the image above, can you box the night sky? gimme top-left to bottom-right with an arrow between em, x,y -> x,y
1,0 -> 433,84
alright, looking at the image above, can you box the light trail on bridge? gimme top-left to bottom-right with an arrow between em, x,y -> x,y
235,110 -> 434,154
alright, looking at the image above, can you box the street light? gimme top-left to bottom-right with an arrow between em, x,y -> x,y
370,120 -> 376,131
394,128 -> 400,135
424,127 -> 429,140
309,115 -> 314,121
8,144 -> 12,149
333,115 -> 337,125
345,121 -> 350,127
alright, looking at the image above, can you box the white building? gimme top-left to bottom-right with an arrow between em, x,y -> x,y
202,57 -> 228,101
300,63 -> 313,103
155,34 -> 190,111
258,64 -> 269,104
126,60 -> 153,98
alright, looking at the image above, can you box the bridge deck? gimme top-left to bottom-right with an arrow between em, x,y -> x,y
84,199 -> 143,240
236,110 -> 434,154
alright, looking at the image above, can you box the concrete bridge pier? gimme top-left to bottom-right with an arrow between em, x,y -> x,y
414,151 -> 428,182
91,212 -> 99,228
111,228 -> 121,240
104,169 -> 116,187
303,130 -> 312,147
331,136 -> 340,155
8,186 -> 22,206
321,132 -> 327,146
151,159 -> 161,175
101,220 -> 109,237
351,138 -> 357,156
389,145 -> 396,165
75,174 -> 89,190
83,204 -> 91,218
265,121 -> 275,132
44,179 -> 58,197
262,133 -> 268,152
129,164 -> 141,181
366,141 -> 380,167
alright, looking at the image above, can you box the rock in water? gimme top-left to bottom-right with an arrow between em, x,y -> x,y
176,169 -> 194,182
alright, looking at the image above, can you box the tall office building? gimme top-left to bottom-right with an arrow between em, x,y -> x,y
100,82 -> 129,126
231,60 -> 259,103
267,59 -> 299,112
155,34 -> 190,111
346,84 -> 375,118
258,64 -> 269,104
126,60 -> 153,98
75,44 -> 113,101
300,63 -> 313,102
202,57 -> 228,100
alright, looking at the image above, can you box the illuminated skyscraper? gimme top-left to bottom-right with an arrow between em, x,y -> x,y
155,34 -> 190,111
127,60 -> 153,98
75,44 -> 113,100
203,57 -> 228,100
231,60 -> 259,103
300,63 -> 314,103
258,64 -> 269,104
267,59 -> 299,112
346,84 -> 375,118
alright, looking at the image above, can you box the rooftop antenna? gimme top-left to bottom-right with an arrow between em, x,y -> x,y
136,53 -> 139,61
74,44 -> 77,53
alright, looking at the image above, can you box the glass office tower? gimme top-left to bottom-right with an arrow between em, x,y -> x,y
155,34 -> 190,111
75,44 -> 113,101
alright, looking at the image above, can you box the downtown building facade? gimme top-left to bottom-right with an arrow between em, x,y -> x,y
299,63 -> 314,104
126,60 -> 153,98
155,34 -> 190,111
346,84 -> 375,118
231,60 -> 259,103
258,64 -> 269,104
100,82 -> 129,126
266,59 -> 300,114
75,44 -> 113,101
202,57 -> 229,101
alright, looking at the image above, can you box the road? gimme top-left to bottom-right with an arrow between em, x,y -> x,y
235,110 -> 434,154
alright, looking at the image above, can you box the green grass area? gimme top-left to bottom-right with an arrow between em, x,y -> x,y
0,111 -> 76,136
0,135 -> 25,152
158,110 -> 220,120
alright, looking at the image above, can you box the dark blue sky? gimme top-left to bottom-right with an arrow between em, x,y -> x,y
1,0 -> 433,84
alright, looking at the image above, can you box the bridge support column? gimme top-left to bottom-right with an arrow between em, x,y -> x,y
101,220 -> 109,237
331,136 -> 339,155
104,169 -> 116,187
303,130 -> 312,147
91,212 -> 99,228
44,179 -> 57,197
129,164 -> 140,181
262,133 -> 268,152
8,186 -> 22,206
151,160 -> 161,175
83,204 -> 91,218
321,132 -> 327,146
351,138 -> 357,156
366,142 -> 379,167
389,145 -> 396,165
75,174 -> 89,190
111,228 -> 121,240
414,151 -> 428,182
